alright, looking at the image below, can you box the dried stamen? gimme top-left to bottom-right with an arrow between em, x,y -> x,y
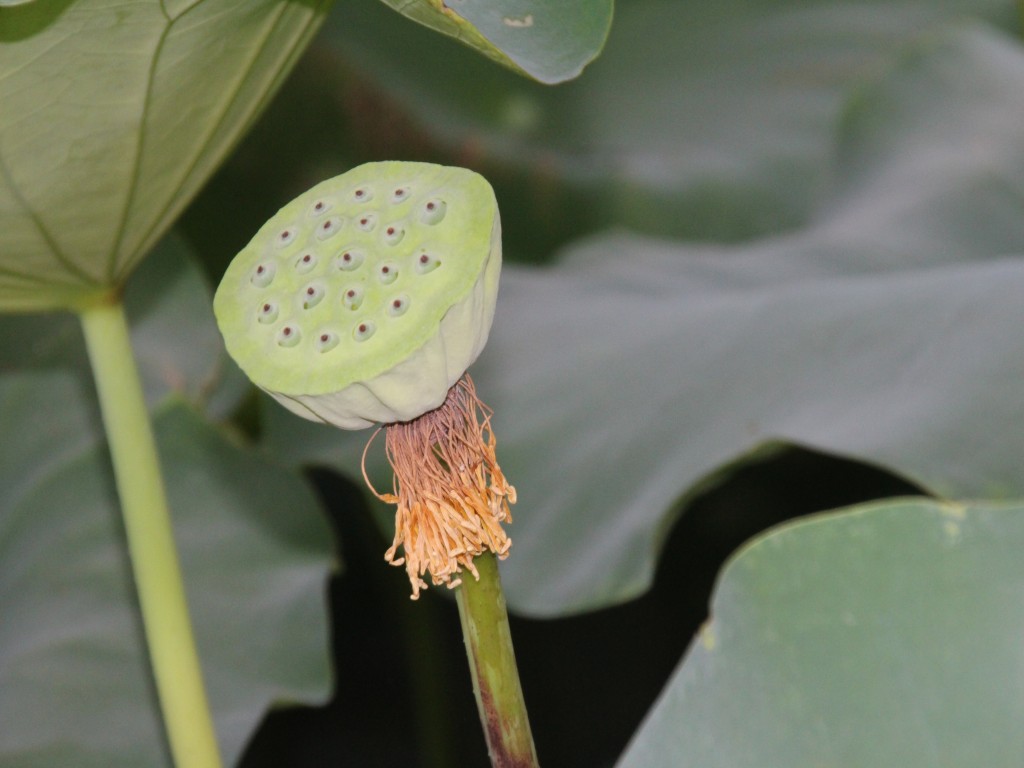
362,374 -> 515,599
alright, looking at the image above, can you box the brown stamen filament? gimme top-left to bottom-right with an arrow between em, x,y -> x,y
363,375 -> 515,599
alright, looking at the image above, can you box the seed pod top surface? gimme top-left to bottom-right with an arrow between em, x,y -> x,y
214,162 -> 502,429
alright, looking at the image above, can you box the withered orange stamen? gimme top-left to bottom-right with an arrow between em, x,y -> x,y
362,374 -> 515,599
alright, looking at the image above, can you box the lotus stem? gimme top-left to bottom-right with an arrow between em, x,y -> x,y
80,295 -> 221,768
456,552 -> 539,768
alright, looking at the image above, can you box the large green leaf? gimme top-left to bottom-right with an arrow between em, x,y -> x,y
262,24 -> 1024,616
373,0 -> 612,84
0,0 -> 329,312
0,233 -> 248,417
617,498 -> 1024,767
316,0 -> 1016,251
184,0 -> 1015,270
0,237 -> 334,766
0,402 -> 333,767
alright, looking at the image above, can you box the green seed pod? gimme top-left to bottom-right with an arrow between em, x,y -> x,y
214,162 -> 502,429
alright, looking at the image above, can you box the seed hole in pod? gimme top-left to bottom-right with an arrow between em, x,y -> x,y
316,331 -> 340,353
353,321 -> 376,342
315,216 -> 343,240
415,252 -> 442,274
251,262 -> 276,287
357,213 -> 377,232
277,324 -> 301,347
276,228 -> 297,247
257,301 -> 279,324
336,249 -> 365,271
383,224 -> 405,246
352,187 -> 373,203
387,294 -> 410,317
390,186 -> 411,203
309,199 -> 333,217
377,263 -> 399,285
343,286 -> 364,311
301,282 -> 325,310
421,199 -> 447,225
295,252 -> 317,273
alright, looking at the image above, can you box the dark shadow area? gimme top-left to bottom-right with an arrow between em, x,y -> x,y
240,448 -> 924,768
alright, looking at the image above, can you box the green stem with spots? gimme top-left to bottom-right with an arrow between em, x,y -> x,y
80,296 -> 222,768
456,552 -> 539,768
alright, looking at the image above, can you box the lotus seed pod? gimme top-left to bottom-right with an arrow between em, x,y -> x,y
214,162 -> 502,429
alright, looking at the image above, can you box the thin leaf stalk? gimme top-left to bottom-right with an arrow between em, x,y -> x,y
80,296 -> 221,768
456,551 -> 539,768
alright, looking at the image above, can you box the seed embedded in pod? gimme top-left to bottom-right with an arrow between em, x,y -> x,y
316,331 -> 340,353
387,295 -> 410,317
337,249 -> 364,271
257,301 -> 279,324
377,263 -> 399,284
352,186 -> 373,203
415,252 -> 442,274
276,228 -> 297,247
295,252 -> 317,273
390,186 -> 411,203
343,286 -> 364,311
251,262 -> 276,287
302,283 -> 325,310
277,324 -> 301,347
353,321 -> 376,342
421,199 -> 447,225
310,199 -> 332,217
383,224 -> 405,246
357,213 -> 377,232
316,216 -> 343,240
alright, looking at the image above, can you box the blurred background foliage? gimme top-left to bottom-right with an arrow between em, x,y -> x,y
4,0 -> 1024,765
186,0 -> 1024,763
